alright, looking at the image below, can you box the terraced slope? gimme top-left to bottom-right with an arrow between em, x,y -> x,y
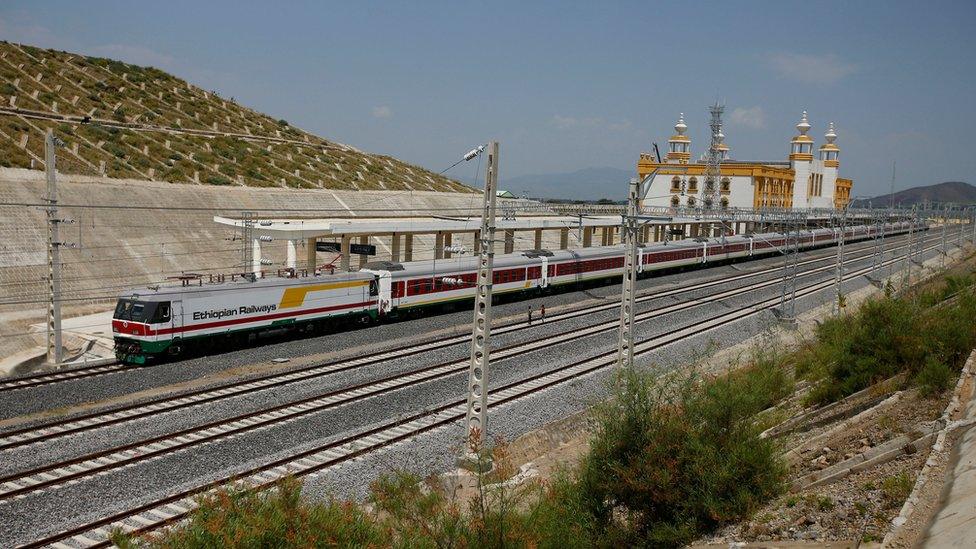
0,41 -> 473,193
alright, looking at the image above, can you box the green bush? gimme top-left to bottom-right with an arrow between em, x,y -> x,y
112,477 -> 384,548
800,290 -> 976,405
576,364 -> 788,547
206,174 -> 232,186
916,356 -> 954,397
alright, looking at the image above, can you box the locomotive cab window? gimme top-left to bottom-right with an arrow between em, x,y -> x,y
369,279 -> 379,296
114,299 -> 158,323
151,302 -> 171,323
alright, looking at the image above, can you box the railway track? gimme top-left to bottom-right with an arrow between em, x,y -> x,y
0,237 -> 901,502
0,229 -> 907,397
0,362 -> 136,394
0,231 -> 914,453
20,227 -> 950,549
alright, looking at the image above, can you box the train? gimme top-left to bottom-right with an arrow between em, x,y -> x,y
113,222 -> 915,364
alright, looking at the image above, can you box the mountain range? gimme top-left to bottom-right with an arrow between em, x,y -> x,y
462,167 -> 634,201
857,181 -> 976,207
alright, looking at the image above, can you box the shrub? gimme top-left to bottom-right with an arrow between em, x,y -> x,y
206,174 -> 232,186
800,289 -> 976,405
111,477 -> 383,548
916,356 -> 954,397
576,365 -> 787,547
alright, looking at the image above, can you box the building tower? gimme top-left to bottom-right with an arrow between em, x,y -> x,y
790,110 -> 814,209
666,113 -> 691,164
819,122 -> 840,209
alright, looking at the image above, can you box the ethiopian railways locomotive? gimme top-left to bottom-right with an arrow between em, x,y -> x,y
113,222 -> 913,363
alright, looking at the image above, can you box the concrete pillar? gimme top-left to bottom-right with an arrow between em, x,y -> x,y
583,227 -> 593,247
359,235 -> 368,268
559,227 -> 569,249
435,232 -> 444,260
504,229 -> 515,254
444,232 -> 453,258
340,235 -> 351,271
534,229 -> 542,250
404,234 -> 414,262
286,239 -> 297,270
473,231 -> 481,253
391,233 -> 400,262
252,238 -> 262,278
306,237 -> 317,271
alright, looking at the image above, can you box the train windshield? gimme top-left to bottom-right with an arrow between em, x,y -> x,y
114,300 -> 171,323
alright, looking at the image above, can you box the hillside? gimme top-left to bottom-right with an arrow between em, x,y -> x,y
856,181 -> 976,207
0,41 -> 472,193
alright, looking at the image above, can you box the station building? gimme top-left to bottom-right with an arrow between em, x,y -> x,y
637,111 -> 852,211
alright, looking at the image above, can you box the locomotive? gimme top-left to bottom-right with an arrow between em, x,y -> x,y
113,222 -> 912,363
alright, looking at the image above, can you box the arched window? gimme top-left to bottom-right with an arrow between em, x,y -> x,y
671,195 -> 680,207
688,177 -> 698,191
671,176 -> 681,192
720,177 -> 731,192
704,197 -> 713,209
687,196 -> 696,207
720,197 -> 729,210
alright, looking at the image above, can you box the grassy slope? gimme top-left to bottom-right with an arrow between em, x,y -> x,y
0,41 -> 473,193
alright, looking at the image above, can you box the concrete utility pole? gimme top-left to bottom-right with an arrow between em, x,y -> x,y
775,211 -> 803,324
45,130 -> 64,366
903,206 -> 917,290
941,206 -> 949,270
971,208 -> 975,244
834,208 -> 847,315
618,177 -> 642,370
461,141 -> 498,458
617,169 -> 677,370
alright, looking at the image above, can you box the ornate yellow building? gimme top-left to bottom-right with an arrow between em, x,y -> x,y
638,111 -> 853,211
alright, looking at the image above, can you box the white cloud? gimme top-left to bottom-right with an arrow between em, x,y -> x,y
88,43 -> 175,68
728,106 -> 766,129
768,52 -> 856,85
371,105 -> 393,119
552,115 -> 631,131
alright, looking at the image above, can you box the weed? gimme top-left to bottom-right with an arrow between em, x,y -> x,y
816,495 -> 834,511
882,472 -> 914,507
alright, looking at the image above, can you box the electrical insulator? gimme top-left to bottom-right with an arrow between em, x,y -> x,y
463,145 -> 486,161
260,259 -> 273,265
258,235 -> 274,242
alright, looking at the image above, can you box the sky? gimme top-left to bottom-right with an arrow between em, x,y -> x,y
2,1 -> 975,198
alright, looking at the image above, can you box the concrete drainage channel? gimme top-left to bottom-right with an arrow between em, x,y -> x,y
12,233 -> 954,548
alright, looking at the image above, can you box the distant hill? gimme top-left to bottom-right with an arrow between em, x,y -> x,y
0,41 -> 471,192
480,167 -> 634,201
854,181 -> 976,207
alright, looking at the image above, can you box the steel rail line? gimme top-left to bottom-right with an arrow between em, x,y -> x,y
0,234 -> 913,502
19,227 -> 947,549
0,230 -> 916,451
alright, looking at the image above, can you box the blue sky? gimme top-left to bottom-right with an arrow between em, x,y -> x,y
2,1 -> 975,197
